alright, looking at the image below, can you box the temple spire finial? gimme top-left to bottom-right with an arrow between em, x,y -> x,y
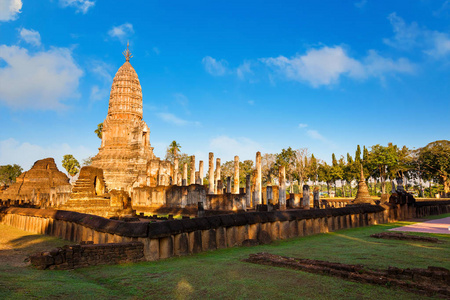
123,41 -> 133,62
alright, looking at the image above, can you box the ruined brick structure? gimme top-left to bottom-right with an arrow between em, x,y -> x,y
0,158 -> 72,207
352,165 -> 374,204
91,45 -> 172,192
59,166 -> 132,217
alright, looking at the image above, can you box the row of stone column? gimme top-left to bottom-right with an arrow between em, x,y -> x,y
208,153 -> 241,195
172,151 -> 289,208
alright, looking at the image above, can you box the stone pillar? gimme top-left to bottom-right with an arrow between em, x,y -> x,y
195,171 -> 200,184
303,184 -> 310,209
208,153 -> 214,194
233,155 -> 239,194
198,160 -> 204,185
183,163 -> 188,186
279,165 -> 286,210
255,152 -> 262,205
215,158 -> 221,194
190,155 -> 196,185
246,174 -> 251,208
174,158 -> 179,185
226,177 -> 231,193
267,185 -> 273,204
217,180 -> 223,195
177,173 -> 182,186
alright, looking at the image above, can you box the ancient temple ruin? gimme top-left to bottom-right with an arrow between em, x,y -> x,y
0,158 -> 72,207
91,44 -> 172,192
0,46 -> 375,217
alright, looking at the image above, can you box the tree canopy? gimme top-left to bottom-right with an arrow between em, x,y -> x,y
165,140 -> 181,163
62,155 -> 80,177
95,123 -> 103,139
0,164 -> 23,185
417,140 -> 450,195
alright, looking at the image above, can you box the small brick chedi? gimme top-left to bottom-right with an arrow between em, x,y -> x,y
352,165 -> 374,204
0,158 -> 72,206
91,45 -> 172,192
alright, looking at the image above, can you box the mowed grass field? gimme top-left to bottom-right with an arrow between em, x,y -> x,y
1,214 -> 449,300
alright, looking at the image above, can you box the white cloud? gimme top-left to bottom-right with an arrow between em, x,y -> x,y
0,138 -> 96,171
59,0 -> 94,14
383,13 -> 421,50
19,28 -> 41,47
91,60 -> 113,82
363,50 -> 415,76
298,125 -> 337,149
237,61 -> 253,80
0,0 -> 22,21
153,47 -> 160,55
384,13 -> 450,58
108,23 -> 134,43
202,56 -> 228,76
426,31 -> 450,57
90,85 -> 109,101
157,113 -> 200,126
0,45 -> 83,110
261,46 -> 365,87
306,129 -> 326,142
89,60 -> 113,102
209,136 -> 262,162
262,45 -> 414,87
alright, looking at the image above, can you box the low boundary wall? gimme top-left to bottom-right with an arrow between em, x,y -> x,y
1,201 -> 449,262
30,242 -> 145,270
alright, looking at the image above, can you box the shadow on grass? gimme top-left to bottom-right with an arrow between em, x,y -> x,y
0,225 -> 68,269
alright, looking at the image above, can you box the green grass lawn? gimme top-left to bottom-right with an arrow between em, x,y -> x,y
0,216 -> 449,299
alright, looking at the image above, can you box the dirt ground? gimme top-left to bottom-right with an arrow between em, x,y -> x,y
0,224 -> 67,268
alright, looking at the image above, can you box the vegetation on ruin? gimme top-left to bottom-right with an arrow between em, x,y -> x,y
0,216 -> 449,299
82,156 -> 93,166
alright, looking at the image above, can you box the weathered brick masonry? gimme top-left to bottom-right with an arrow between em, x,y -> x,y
30,242 -> 145,270
1,201 -> 449,262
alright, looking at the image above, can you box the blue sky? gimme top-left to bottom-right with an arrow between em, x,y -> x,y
1,0 -> 449,171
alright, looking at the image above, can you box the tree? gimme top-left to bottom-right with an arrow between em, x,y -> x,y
0,164 -> 23,186
307,154 -> 318,185
330,153 -> 344,196
165,140 -> 181,163
343,153 -> 357,197
177,153 -> 191,181
366,144 -> 398,194
318,162 -> 332,196
239,160 -> 254,186
294,148 -> 310,190
62,155 -> 80,177
275,147 -> 296,192
95,123 -> 103,139
261,153 -> 276,185
417,140 -> 450,197
82,156 -> 93,166
392,145 -> 414,180
355,145 -> 362,164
